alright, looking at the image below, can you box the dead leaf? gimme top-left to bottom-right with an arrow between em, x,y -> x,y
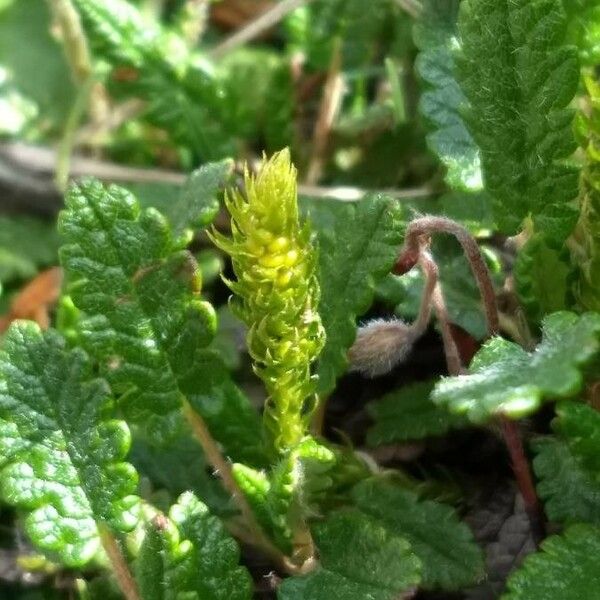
0,267 -> 63,333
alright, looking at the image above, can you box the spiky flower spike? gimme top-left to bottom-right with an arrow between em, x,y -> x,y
211,149 -> 325,454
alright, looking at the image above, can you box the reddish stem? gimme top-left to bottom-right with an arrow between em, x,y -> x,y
500,417 -> 546,544
398,216 -> 545,543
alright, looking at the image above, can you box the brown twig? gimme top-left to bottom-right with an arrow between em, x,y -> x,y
97,525 -> 140,600
210,0 -> 313,58
0,142 -> 435,216
181,401 -> 293,571
306,40 -> 344,185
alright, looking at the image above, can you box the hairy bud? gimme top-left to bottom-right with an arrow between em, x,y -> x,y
348,318 -> 416,377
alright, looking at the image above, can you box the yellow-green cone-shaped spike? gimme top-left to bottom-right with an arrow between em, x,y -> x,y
211,149 -> 325,453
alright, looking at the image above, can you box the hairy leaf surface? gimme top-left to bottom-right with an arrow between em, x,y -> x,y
59,178 -> 264,461
367,381 -> 467,445
278,509 -> 421,599
352,479 -> 484,590
503,524 -> 600,599
433,312 -> 600,423
457,0 -> 580,240
0,323 -> 139,566
415,0 -> 481,191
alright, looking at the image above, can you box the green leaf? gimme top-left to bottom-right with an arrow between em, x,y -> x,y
515,234 -> 571,325
307,196 -> 405,395
533,400 -> 600,525
433,312 -> 600,423
414,0 -> 482,191
573,76 -> 600,314
59,178 -> 264,461
137,492 -> 252,600
352,478 -> 484,590
0,322 -> 139,566
0,216 -> 59,284
0,0 -> 74,132
278,509 -> 421,600
564,0 -> 600,65
285,0 -> 401,72
367,381 -> 468,445
72,0 -> 235,162
170,160 -> 233,240
186,354 -> 267,467
503,524 -> 600,600
439,191 -> 495,234
233,436 -> 337,551
129,432 -> 230,516
457,0 -> 580,241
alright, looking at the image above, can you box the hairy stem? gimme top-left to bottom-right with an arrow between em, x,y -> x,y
418,249 -> 463,374
181,401 -> 290,570
400,216 -> 544,541
402,216 -> 499,336
97,525 -> 140,600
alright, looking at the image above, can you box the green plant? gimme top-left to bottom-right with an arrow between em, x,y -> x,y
3,0 -> 600,598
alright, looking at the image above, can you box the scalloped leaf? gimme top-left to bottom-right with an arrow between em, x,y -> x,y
0,322 -> 139,567
306,196 -> 405,395
457,0 -> 580,241
533,400 -> 600,525
503,524 -> 600,599
277,509 -> 421,600
59,178 -> 264,462
367,381 -> 468,445
432,312 -> 600,423
352,478 -> 484,590
137,492 -> 252,600
414,0 -> 482,191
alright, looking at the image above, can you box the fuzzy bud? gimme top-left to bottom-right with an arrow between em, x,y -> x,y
348,318 -> 415,377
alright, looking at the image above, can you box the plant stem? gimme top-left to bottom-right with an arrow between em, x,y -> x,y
400,216 -> 545,542
500,417 -> 546,544
181,401 -> 290,570
97,525 -> 140,600
47,0 -> 92,84
311,394 -> 327,435
56,75 -> 96,192
417,249 -> 463,374
402,216 -> 499,335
